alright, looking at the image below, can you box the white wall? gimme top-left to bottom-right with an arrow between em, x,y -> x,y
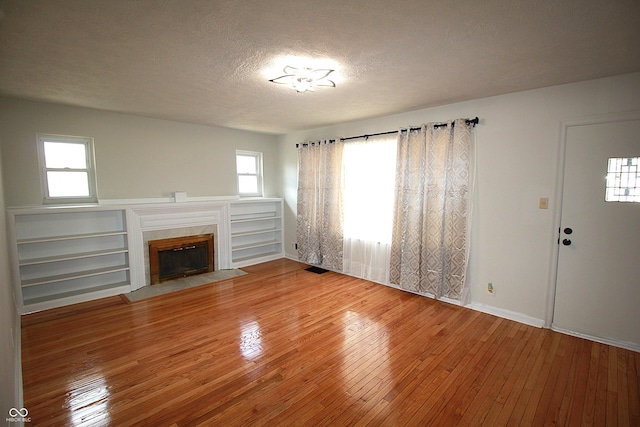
278,72 -> 640,325
0,141 -> 23,417
0,98 -> 279,207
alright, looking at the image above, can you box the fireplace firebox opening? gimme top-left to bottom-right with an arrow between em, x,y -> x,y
148,234 -> 214,284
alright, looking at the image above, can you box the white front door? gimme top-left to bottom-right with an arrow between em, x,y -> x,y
553,118 -> 640,349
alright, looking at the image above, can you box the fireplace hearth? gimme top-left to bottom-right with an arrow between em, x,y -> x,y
148,234 -> 214,284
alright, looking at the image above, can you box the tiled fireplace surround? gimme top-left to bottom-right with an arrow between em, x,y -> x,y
127,202 -> 231,290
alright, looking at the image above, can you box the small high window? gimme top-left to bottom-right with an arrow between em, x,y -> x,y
38,134 -> 98,204
606,157 -> 640,202
236,151 -> 263,197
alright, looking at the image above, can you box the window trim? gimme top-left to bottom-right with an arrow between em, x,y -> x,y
37,133 -> 98,204
236,150 -> 263,197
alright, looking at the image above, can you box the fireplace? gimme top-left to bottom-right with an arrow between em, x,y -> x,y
148,234 -> 214,284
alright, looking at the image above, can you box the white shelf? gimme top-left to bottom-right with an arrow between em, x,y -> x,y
232,251 -> 283,265
231,228 -> 282,238
23,282 -> 131,313
17,231 -> 127,245
19,248 -> 129,266
21,265 -> 130,287
231,215 -> 282,223
232,240 -> 281,252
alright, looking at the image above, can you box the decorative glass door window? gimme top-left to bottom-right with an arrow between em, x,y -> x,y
605,157 -> 640,202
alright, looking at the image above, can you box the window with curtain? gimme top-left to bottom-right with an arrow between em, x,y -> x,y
296,118 -> 474,303
342,135 -> 397,283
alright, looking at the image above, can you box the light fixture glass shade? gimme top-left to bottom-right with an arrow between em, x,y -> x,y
270,66 -> 336,92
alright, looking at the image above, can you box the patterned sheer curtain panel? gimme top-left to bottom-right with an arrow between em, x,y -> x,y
296,140 -> 344,270
389,119 -> 473,303
342,135 -> 398,283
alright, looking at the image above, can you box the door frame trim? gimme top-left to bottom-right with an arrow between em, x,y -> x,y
545,110 -> 640,329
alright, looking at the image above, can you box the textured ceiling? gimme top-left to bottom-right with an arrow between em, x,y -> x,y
1,0 -> 639,134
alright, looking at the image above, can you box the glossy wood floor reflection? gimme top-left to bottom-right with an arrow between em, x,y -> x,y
22,259 -> 640,426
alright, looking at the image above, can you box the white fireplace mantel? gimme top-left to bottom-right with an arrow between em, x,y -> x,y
127,202 -> 231,290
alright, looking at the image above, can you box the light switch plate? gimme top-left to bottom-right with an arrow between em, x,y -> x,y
539,197 -> 549,209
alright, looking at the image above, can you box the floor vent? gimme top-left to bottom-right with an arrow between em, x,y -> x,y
305,266 -> 329,274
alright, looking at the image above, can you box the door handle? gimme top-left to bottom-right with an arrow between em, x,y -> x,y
564,227 -> 573,235
562,238 -> 572,246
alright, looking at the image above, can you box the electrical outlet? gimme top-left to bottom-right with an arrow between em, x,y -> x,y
292,243 -> 298,250
487,282 -> 495,295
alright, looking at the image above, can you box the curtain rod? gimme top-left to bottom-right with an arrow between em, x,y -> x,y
296,117 -> 479,147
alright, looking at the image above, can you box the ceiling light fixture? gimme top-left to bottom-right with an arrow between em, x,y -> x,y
269,66 -> 336,93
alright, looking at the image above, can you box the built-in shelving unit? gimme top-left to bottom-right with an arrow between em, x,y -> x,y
9,207 -> 131,313
8,198 -> 285,313
229,199 -> 284,268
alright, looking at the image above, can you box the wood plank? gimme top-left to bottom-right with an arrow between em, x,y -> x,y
537,333 -> 578,425
476,324 -> 534,425
608,346 -> 619,426
563,338 -> 592,425
21,258 -> 640,426
627,351 -> 640,427
618,348 -> 630,427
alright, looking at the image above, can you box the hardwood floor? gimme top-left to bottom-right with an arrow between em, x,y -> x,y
22,259 -> 640,426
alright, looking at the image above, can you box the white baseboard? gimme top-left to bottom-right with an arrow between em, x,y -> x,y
551,325 -> 640,353
284,253 -> 300,262
366,283 -> 544,329
467,302 -> 545,328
